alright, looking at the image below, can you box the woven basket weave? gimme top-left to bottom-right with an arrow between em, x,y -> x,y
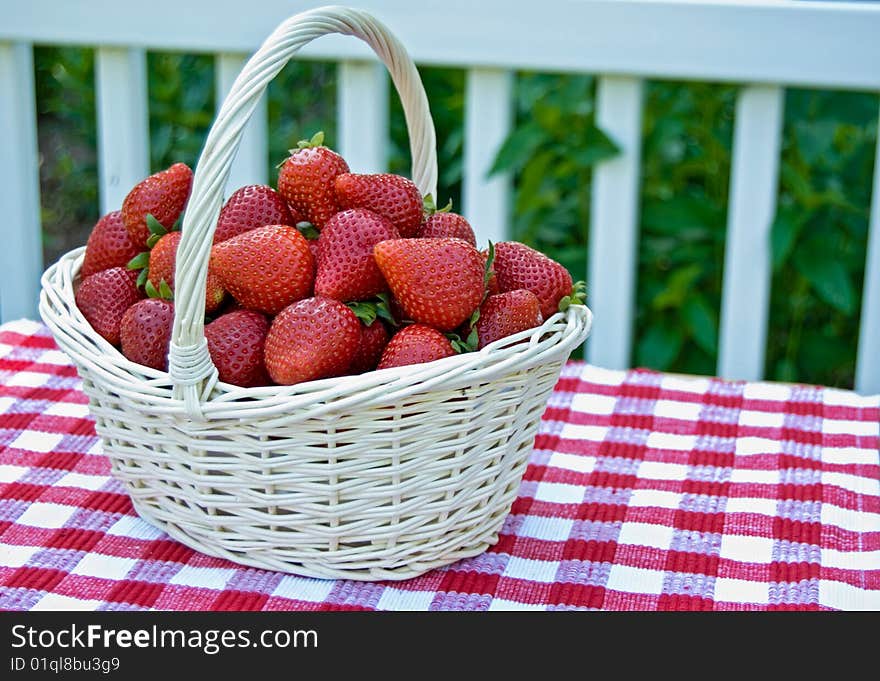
38,5 -> 593,581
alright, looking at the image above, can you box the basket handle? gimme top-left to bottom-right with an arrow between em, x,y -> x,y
169,5 -> 438,416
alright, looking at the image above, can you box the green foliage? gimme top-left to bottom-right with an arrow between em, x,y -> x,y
33,47 -> 878,388
389,67 -> 465,209
34,47 -> 99,264
491,75 -> 877,386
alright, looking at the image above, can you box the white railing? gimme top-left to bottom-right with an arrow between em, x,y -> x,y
1,0 -> 879,392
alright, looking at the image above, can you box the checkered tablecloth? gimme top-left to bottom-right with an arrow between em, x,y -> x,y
1,318 -> 878,611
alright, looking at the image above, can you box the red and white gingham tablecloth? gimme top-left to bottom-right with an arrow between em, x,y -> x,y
0,319 -> 877,611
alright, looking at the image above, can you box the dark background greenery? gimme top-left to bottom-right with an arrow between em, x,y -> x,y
34,48 -> 877,388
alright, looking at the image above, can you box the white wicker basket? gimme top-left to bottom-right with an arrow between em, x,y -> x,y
38,5 -> 593,581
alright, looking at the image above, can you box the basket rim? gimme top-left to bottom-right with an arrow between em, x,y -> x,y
40,246 -> 593,422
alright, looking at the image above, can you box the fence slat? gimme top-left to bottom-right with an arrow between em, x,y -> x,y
95,47 -> 149,215
463,68 -> 513,247
0,42 -> 42,323
855,103 -> 880,395
216,52 -> 268,194
587,76 -> 644,368
718,85 -> 784,382
337,61 -> 388,175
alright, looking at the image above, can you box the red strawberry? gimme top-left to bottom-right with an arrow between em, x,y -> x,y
119,298 -> 175,371
417,212 -> 476,246
472,289 -> 542,349
263,297 -> 360,385
335,173 -> 422,237
74,267 -> 143,345
204,309 -> 271,387
210,225 -> 314,315
348,321 -> 390,374
81,211 -> 142,277
214,184 -> 294,244
277,132 -> 349,229
492,242 -> 574,319
373,238 -> 484,331
377,324 -> 455,369
147,231 -> 225,313
121,163 -> 192,248
315,209 -> 400,301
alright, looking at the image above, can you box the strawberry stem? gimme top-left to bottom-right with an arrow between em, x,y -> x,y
347,294 -> 396,327
558,281 -> 587,312
293,130 -> 325,151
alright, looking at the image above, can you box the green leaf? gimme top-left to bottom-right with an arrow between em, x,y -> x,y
144,280 -> 160,299
568,124 -> 619,167
466,327 -> 479,350
636,324 -> 684,370
296,221 -> 320,241
651,264 -> 702,310
793,248 -> 856,315
770,207 -> 804,271
158,279 -> 174,300
347,302 -> 378,326
126,251 -> 150,270
146,233 -> 162,249
682,297 -> 718,355
483,241 -> 495,291
145,213 -> 167,237
488,122 -> 544,176
136,268 -> 149,289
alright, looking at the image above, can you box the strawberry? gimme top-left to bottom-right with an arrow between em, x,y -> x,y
214,184 -> 294,244
492,241 -> 574,319
121,163 -> 192,248
81,210 -> 142,277
119,298 -> 175,371
417,212 -> 476,246
348,320 -> 390,374
74,267 -> 143,345
377,324 -> 455,369
204,309 -> 271,387
335,173 -> 423,237
483,249 -> 500,295
210,224 -> 314,315
277,132 -> 349,229
373,238 -> 484,331
263,297 -> 360,385
472,289 -> 542,349
146,231 -> 225,313
315,209 -> 399,301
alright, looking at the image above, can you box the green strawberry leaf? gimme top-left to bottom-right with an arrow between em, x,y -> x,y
158,279 -> 174,301
126,251 -> 150,271
561,281 -> 587,312
466,327 -> 479,350
347,295 -> 397,327
144,280 -> 160,299
347,302 -> 378,326
172,213 -> 183,231
447,330 -> 478,354
145,213 -> 168,237
146,233 -> 162,249
374,293 -> 397,326
295,131 -> 325,151
135,268 -> 149,289
483,241 -> 496,291
423,194 -> 453,217
296,221 -> 320,241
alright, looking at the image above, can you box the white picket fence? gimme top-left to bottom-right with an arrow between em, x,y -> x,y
1,0 -> 879,392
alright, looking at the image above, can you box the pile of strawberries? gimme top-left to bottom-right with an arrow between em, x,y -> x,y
74,132 -> 585,388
